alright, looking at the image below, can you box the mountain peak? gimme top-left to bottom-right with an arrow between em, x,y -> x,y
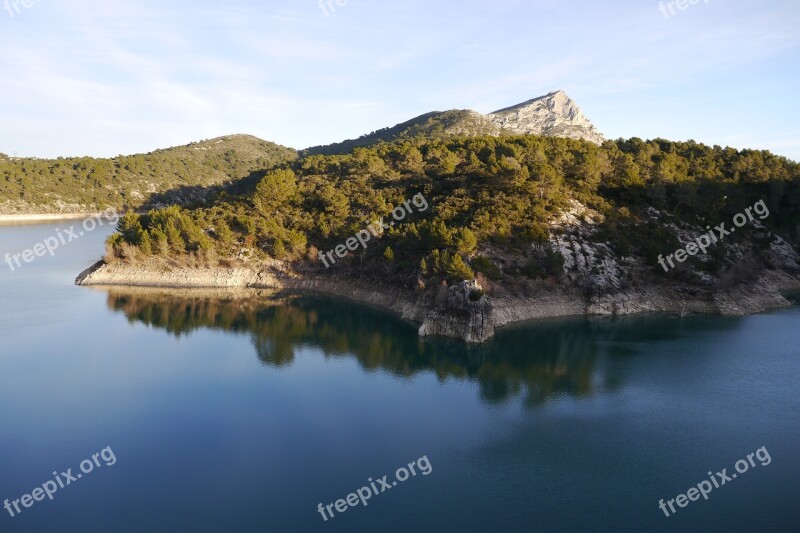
487,91 -> 605,144
304,90 -> 605,155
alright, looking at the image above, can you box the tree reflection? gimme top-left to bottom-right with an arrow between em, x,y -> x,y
104,288 -> 738,407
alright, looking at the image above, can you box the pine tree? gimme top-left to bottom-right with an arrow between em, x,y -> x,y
117,212 -> 143,244
150,227 -> 169,255
446,253 -> 475,281
455,228 -> 478,256
138,230 -> 153,255
165,222 -> 185,254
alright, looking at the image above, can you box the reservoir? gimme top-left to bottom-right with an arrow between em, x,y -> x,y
1,222 -> 798,532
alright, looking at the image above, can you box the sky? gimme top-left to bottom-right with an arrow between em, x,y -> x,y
0,0 -> 799,160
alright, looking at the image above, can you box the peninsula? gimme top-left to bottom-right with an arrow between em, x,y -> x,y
72,91 -> 800,342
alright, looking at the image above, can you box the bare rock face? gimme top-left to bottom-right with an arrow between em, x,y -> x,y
418,280 -> 494,343
487,90 -> 606,145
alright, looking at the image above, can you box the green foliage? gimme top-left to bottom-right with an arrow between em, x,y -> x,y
0,136 -> 296,213
214,220 -> 234,244
150,227 -> 169,255
139,231 -> 154,255
472,256 -> 502,280
254,168 -> 298,215
422,250 -> 475,281
117,212 -> 143,244
165,222 -> 186,254
98,133 -> 799,288
271,240 -> 287,259
524,244 -> 566,279
447,254 -> 475,280
455,228 -> 478,256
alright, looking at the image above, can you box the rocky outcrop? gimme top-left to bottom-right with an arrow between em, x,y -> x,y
713,270 -> 799,316
487,90 -> 606,145
418,280 -> 494,343
76,260 -> 430,333
75,260 -> 277,288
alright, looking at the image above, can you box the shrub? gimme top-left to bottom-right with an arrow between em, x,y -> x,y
524,245 -> 565,279
446,253 -> 475,281
472,255 -> 502,280
455,228 -> 478,256
468,288 -> 484,301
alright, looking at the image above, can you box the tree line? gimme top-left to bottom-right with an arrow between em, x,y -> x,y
106,134 -> 800,288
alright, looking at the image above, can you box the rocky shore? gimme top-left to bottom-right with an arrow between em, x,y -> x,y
0,212 -> 107,224
75,260 -> 800,343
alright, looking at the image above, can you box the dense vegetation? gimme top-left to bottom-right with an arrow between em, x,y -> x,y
303,110 -> 503,156
0,135 -> 296,213
107,134 -> 800,290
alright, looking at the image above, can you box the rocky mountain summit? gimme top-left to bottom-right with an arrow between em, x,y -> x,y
305,90 -> 605,155
486,90 -> 606,144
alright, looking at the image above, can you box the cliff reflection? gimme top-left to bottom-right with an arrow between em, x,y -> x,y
104,288 -> 735,407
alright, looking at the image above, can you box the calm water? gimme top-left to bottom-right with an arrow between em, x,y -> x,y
1,222 -> 799,533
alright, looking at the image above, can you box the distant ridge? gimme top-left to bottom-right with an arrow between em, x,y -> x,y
0,135 -> 297,215
304,90 -> 605,155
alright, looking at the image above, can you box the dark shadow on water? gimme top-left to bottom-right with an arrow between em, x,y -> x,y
104,288 -> 744,407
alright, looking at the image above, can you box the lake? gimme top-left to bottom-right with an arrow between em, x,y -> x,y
1,221 -> 798,532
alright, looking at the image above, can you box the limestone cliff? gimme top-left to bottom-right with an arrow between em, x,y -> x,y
487,90 -> 606,144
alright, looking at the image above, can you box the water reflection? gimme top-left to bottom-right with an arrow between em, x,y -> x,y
104,288 -> 740,407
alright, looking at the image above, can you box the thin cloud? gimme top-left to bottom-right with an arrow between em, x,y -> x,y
0,0 -> 798,160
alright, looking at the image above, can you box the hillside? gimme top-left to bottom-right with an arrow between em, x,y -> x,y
0,134 -> 297,215
0,91 -> 601,214
80,134 -> 800,341
304,90 -> 605,156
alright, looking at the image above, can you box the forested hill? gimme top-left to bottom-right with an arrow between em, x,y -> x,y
302,110 -> 499,156
0,135 -> 297,214
107,135 -> 800,294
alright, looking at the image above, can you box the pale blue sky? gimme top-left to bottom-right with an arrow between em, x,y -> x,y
1,0 -> 799,160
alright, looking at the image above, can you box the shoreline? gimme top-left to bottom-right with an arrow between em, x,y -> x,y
0,212 -> 108,225
76,260 -> 800,343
